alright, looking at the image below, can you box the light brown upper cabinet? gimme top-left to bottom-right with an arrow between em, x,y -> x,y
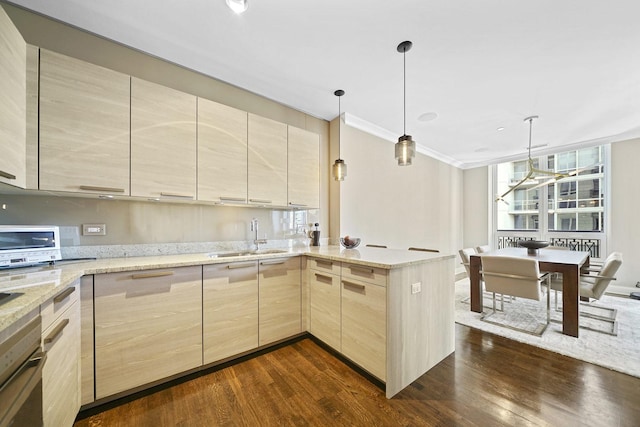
0,7 -> 26,188
287,126 -> 319,209
248,113 -> 288,207
39,49 -> 130,195
197,98 -> 248,203
131,77 -> 197,200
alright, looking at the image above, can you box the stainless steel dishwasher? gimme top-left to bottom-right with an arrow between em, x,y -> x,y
0,312 -> 46,427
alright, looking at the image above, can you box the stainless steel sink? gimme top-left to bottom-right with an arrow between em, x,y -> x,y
207,249 -> 288,258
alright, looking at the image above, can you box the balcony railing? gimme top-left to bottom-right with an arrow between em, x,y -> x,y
496,234 -> 602,258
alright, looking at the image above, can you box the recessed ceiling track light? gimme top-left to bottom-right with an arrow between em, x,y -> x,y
226,0 -> 248,14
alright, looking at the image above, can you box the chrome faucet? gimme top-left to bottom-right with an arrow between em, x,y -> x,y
251,218 -> 267,250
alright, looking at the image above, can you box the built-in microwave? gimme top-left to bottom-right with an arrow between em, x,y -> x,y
0,225 -> 61,269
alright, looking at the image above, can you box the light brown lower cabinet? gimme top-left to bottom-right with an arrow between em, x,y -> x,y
80,275 -> 94,405
259,257 -> 302,345
340,273 -> 387,381
309,264 -> 341,350
203,262 -> 259,364
42,280 -> 81,427
94,266 -> 202,399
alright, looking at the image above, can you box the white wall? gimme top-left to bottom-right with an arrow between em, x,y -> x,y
462,167 -> 489,249
333,123 -> 463,255
609,138 -> 640,293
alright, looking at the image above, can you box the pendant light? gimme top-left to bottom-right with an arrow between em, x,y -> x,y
395,40 -> 416,166
332,89 -> 347,181
495,115 -> 572,204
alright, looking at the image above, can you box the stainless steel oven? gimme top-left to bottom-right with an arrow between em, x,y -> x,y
0,225 -> 61,269
0,313 -> 45,427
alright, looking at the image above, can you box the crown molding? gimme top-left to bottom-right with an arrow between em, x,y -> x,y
343,113 -> 640,170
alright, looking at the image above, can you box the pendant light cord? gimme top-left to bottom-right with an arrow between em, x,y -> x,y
338,94 -> 341,159
403,49 -> 406,136
528,117 -> 533,158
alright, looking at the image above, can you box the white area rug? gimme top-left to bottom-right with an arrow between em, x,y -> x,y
455,279 -> 640,378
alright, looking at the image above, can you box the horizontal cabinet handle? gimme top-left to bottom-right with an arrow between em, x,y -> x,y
314,273 -> 333,283
160,192 -> 194,199
288,202 -> 307,207
44,318 -> 69,344
0,170 -> 16,180
227,263 -> 256,270
53,286 -> 76,304
131,271 -> 174,279
249,199 -> 272,204
219,196 -> 247,202
260,260 -> 286,266
79,185 -> 125,193
315,260 -> 333,268
349,266 -> 375,275
342,281 -> 366,292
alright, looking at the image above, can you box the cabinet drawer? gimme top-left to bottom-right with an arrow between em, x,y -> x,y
308,257 -> 341,275
309,271 -> 341,350
341,277 -> 386,381
41,280 -> 79,332
258,257 -> 302,345
203,261 -> 258,364
42,299 -> 80,427
94,266 -> 202,399
342,263 -> 387,287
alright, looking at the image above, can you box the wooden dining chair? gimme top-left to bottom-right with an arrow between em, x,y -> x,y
481,255 -> 551,336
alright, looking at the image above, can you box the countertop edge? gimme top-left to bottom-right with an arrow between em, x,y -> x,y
1,247 -> 454,334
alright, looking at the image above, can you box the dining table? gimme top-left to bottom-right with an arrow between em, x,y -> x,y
469,247 -> 591,337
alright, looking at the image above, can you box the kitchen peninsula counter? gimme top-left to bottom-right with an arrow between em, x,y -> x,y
0,246 -> 455,398
0,246 -> 452,333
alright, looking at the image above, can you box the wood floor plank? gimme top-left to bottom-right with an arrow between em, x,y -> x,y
75,325 -> 640,426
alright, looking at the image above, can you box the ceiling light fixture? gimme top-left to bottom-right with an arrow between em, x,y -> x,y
495,116 -> 571,204
332,89 -> 347,181
226,0 -> 248,14
395,40 -> 416,166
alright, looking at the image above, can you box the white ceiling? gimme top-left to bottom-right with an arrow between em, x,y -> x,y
8,0 -> 640,168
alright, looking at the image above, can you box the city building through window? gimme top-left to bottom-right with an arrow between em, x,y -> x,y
492,145 -> 607,258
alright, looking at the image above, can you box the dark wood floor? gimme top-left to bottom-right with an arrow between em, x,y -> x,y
74,324 -> 640,426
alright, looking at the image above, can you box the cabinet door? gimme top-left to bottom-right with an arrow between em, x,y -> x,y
42,295 -> 80,427
94,266 -> 202,399
80,275 -> 94,406
203,262 -> 258,364
131,77 -> 197,199
341,278 -> 386,381
259,257 -> 301,345
0,7 -> 26,188
197,98 -> 248,203
248,114 -> 287,207
287,126 -> 319,208
39,49 -> 130,195
309,270 -> 341,350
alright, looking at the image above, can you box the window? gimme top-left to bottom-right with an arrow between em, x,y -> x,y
494,145 -> 607,257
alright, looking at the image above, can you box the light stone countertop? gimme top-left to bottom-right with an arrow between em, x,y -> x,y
0,246 -> 453,334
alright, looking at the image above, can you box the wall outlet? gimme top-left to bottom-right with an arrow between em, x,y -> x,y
82,223 -> 106,236
411,282 -> 422,294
